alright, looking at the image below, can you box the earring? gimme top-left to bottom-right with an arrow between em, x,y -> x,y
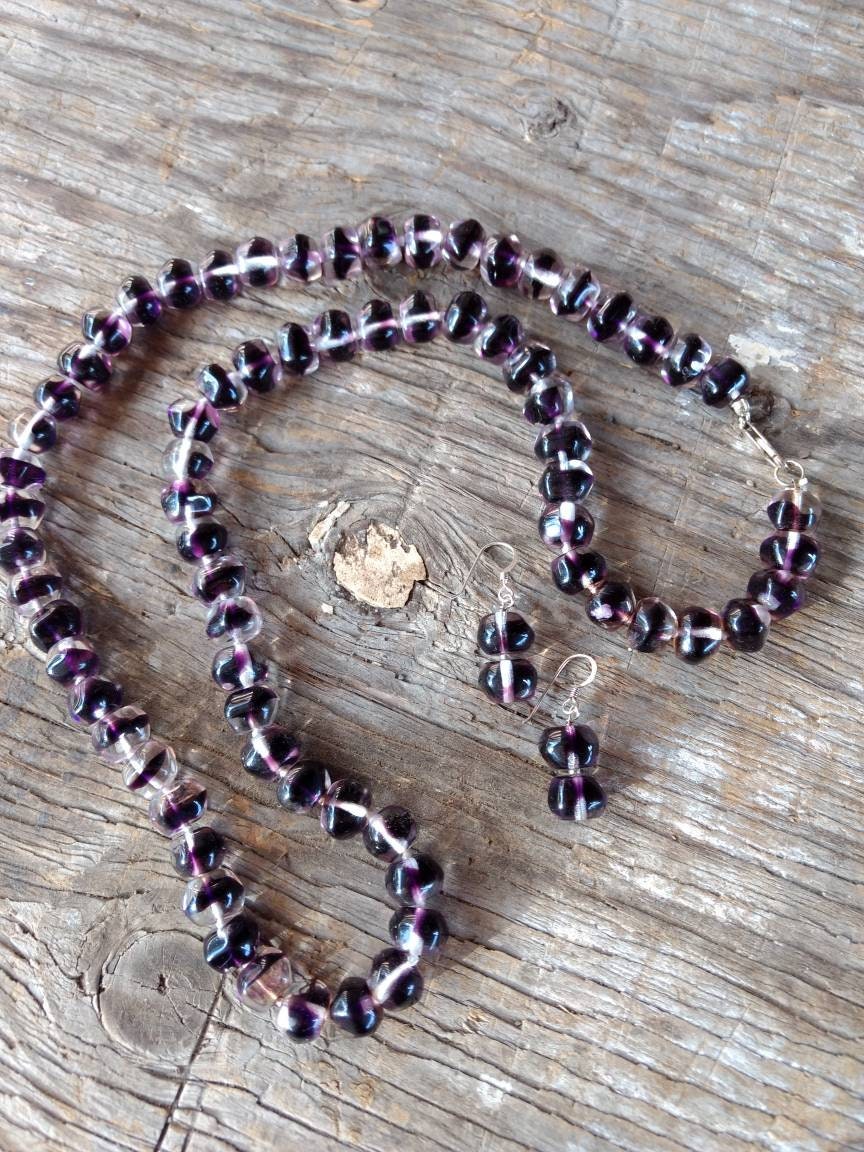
453,542 -> 538,705
525,653 -> 607,823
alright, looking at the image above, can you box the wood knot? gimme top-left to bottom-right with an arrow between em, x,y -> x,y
333,522 -> 427,609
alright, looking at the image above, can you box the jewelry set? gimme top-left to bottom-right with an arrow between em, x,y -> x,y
1,213 -> 821,1040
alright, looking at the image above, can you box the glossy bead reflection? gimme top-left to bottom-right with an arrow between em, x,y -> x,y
330,977 -> 382,1037
0,451 -> 46,489
1,488 -> 46,531
518,248 -> 563,300
233,339 -> 282,393
766,487 -> 821,532
747,569 -> 806,619
759,531 -> 819,578
167,398 -> 219,443
675,606 -> 724,663
369,948 -> 423,1010
212,644 -> 268,691
91,704 -> 150,761
45,637 -> 100,684
149,778 -> 208,836
548,774 -> 606,821
523,374 -> 575,425
117,275 -> 162,327
68,676 -> 123,726
478,657 -> 537,704
157,258 -> 202,310
29,599 -> 82,653
399,290 -> 440,343
357,299 -> 401,352
477,609 -> 535,655
538,459 -> 594,503
313,309 -> 358,362
242,725 -> 301,781
389,905 -> 448,957
474,314 -> 524,363
123,741 -> 178,797
503,342 -> 557,393
280,234 -> 323,284
203,913 -> 259,971
275,979 -> 331,1042
626,597 -> 678,653
58,343 -> 112,392
170,825 -> 225,877
623,315 -> 674,365
206,595 -> 262,643
235,236 -> 280,289
8,565 -> 62,616
480,234 -> 523,289
538,723 -> 599,773
534,421 -> 592,463
701,358 -> 750,407
660,333 -> 711,387
162,439 -> 214,482
443,291 -> 488,344
34,377 -> 81,422
550,268 -> 600,320
587,292 -> 633,342
586,581 -> 636,629
385,853 -> 444,906
278,760 -> 332,812
197,362 -> 247,411
182,867 -> 245,927
278,322 -> 318,377
200,249 -> 241,302
359,216 -> 401,268
403,213 -> 442,270
10,410 -> 58,455
443,218 -> 485,269
82,308 -> 132,354
320,778 -> 371,838
550,549 -> 608,595
193,554 -> 246,603
722,598 -> 771,653
322,225 -> 362,281
224,684 -> 278,732
235,947 -> 293,1012
538,501 -> 595,552
363,805 -> 418,861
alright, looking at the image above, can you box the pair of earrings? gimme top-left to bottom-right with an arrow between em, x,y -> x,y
453,543 -> 607,824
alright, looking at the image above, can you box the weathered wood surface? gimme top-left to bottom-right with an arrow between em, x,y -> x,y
0,1 -> 862,1150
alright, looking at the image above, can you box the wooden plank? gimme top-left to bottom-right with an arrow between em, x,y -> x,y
0,1 -> 861,1149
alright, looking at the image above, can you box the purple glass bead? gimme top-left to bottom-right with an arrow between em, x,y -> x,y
233,339 -> 282,393
548,774 -> 606,821
203,913 -> 259,972
45,637 -> 100,684
209,638 -> 260,688
480,234 -> 523,289
320,778 -> 371,839
275,979 -> 331,1042
91,704 -> 150,760
443,218 -> 485,269
518,248 -> 564,300
9,410 -> 57,455
626,597 -> 678,653
68,676 -> 123,726
167,398 -> 219,443
767,487 -> 821,532
479,657 -> 537,704
29,599 -> 83,654
539,723 -> 599,773
523,374 -> 575,425
194,554 -> 246,603
200,249 -> 241,302
586,581 -> 636,629
389,905 -> 448,958
161,479 -> 218,524
443,290 -> 489,344
661,332 -> 711,387
477,609 -> 535,655
82,309 -> 132,355
322,225 -> 362,281
675,606 -> 724,663
0,527 -> 45,574
1,488 -> 45,531
117,275 -> 163,327
701,358 -> 749,407
235,947 -> 293,1012
534,420 -> 592,462
551,549 -> 608,595
722,598 -> 771,653
242,725 -> 302,781
182,867 -> 245,927
474,315 -> 524,364
404,213 -> 443,271
278,323 -> 318,377
623,314 -> 674,366
33,377 -> 81,422
363,805 -> 417,861
278,760 -> 332,812
156,258 -> 202,310
224,684 -> 278,732
162,439 -> 214,482
550,268 -> 600,320
330,977 -> 382,1037
197,363 -> 247,411
0,452 -> 46,489
58,343 -> 112,392
587,292 -> 634,342
358,215 -> 402,267
357,299 -> 401,352
747,569 -> 806,619
176,519 -> 228,563
312,309 -> 358,362
539,459 -> 594,503
760,531 -> 820,578
280,234 -> 323,284
369,948 -> 423,1010
123,741 -> 178,797
503,343 -> 557,393
150,778 -> 208,836
399,290 -> 441,344
385,853 -> 443,906
235,237 -> 280,289
171,825 -> 226,878
7,565 -> 62,615
206,595 -> 261,643
538,501 -> 595,552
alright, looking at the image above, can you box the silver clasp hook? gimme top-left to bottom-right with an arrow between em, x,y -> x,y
730,398 -> 807,488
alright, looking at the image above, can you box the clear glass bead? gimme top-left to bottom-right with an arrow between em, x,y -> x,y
91,704 -> 150,761
7,564 -> 63,617
161,438 -> 214,482
274,979 -> 331,1042
279,234 -> 323,284
149,777 -> 207,835
322,226 -> 362,281
0,448 -> 47,490
235,947 -> 293,1011
0,486 -> 45,530
156,258 -> 202,310
550,268 -> 600,320
123,740 -> 178,797
235,237 -> 280,289
206,595 -> 262,642
9,410 -> 57,455
182,867 -> 245,927
518,248 -> 564,300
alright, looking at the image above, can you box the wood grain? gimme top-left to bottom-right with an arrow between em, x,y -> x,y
0,1 -> 862,1150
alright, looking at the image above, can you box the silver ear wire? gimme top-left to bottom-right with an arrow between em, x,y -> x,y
445,541 -> 518,608
522,652 -> 598,725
